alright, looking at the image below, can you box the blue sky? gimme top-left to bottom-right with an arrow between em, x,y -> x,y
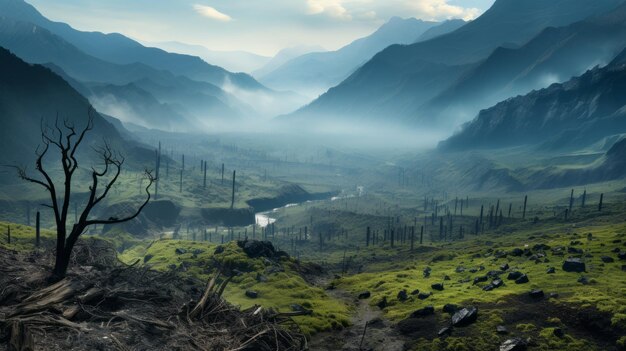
28,0 -> 495,56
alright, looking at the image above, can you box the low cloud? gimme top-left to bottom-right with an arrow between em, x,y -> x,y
193,4 -> 232,22
408,0 -> 480,21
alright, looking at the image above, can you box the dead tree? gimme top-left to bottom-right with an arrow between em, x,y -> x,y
230,170 -> 236,209
14,114 -> 154,280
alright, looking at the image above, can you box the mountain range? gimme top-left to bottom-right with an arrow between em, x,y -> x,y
258,17 -> 457,98
285,0 -> 625,127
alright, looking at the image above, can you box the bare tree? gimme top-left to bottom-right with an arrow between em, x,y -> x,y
13,111 -> 154,280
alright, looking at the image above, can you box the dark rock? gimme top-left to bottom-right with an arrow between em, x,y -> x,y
452,306 -> 478,327
192,249 -> 205,255
473,276 -> 489,285
438,327 -> 452,337
443,304 -> 459,314
175,248 -> 187,255
487,270 -> 502,278
417,292 -> 431,300
500,263 -> 510,271
483,284 -> 495,292
529,289 -> 544,299
549,292 -> 559,298
507,271 -> 523,280
238,240 -> 277,258
612,248 -> 621,253
491,279 -> 503,288
577,276 -> 589,285
143,254 -> 154,263
619,252 -> 626,260
168,264 -> 177,270
552,247 -> 565,256
570,240 -> 582,245
553,328 -> 565,338
479,265 -> 485,271
410,306 -> 435,318
455,266 -> 465,273
358,291 -> 371,299
410,289 -> 420,295
568,247 -> 583,255
533,244 -> 551,251
515,274 -> 529,284
511,248 -> 524,257
377,297 -> 388,309
563,258 -> 586,272
397,290 -> 408,301
214,246 -> 225,254
444,275 -> 451,281
496,325 -> 508,334
495,251 -> 508,259
613,239 -> 623,244
500,338 -> 527,351
245,290 -> 258,298
431,283 -> 444,291
601,256 -> 615,263
622,265 -> 626,272
290,304 -> 312,315
469,268 -> 478,273
546,267 -> 556,274
256,273 -> 268,282
265,266 -> 284,275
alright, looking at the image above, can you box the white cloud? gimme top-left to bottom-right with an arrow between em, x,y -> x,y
193,4 -> 232,22
306,0 -> 352,20
407,0 -> 480,21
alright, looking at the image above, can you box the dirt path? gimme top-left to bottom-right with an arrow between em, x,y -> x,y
307,278 -> 407,351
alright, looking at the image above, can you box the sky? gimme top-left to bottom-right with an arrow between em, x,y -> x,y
28,0 -> 495,56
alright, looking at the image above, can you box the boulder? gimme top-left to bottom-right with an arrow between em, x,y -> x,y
245,290 -> 258,299
410,289 -> 420,295
549,292 -> 559,299
514,274 -> 529,284
567,247 -> 583,255
577,276 -> 590,285
601,256 -> 615,263
487,270 -> 502,278
483,284 -> 495,292
455,266 -> 465,273
619,252 -> 626,260
562,258 -> 586,273
473,276 -> 489,285
175,248 -> 187,255
553,328 -> 565,338
511,248 -> 524,257
143,254 -> 154,263
496,325 -> 508,334
417,292 -> 431,300
443,304 -> 459,314
546,267 -> 556,274
491,279 -> 504,288
507,271 -> 524,280
410,306 -> 435,318
376,297 -> 388,309
431,283 -> 444,291
239,240 -> 277,258
500,263 -> 510,271
451,306 -> 478,327
529,289 -> 544,299
444,275 -> 451,281
500,338 -> 527,351
358,291 -> 371,299
397,290 -> 408,301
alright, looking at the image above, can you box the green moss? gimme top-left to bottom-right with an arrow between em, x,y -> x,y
516,323 -> 536,332
0,221 -> 55,251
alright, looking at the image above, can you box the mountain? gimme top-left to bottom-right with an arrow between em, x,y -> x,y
258,17 -> 440,98
425,3 -> 626,125
439,49 -> 626,151
252,45 -> 326,79
0,0 -> 262,91
415,19 -> 466,42
287,0 -> 625,125
146,41 -> 271,74
0,47 -> 144,169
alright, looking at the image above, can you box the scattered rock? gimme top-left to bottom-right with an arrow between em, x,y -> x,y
143,254 -> 154,263
487,270 -> 502,278
546,267 -> 556,274
256,273 -> 268,283
577,276 -> 589,285
529,289 -> 544,299
438,327 -> 452,337
612,248 -> 621,253
358,291 -> 371,300
568,247 -> 583,255
491,279 -> 504,288
214,246 -> 225,254
553,328 -> 565,338
417,292 -> 431,300
410,306 -> 435,318
507,271 -> 524,280
601,256 -> 615,263
245,290 -> 258,299
431,283 -> 444,291
473,276 -> 489,285
397,290 -> 408,301
483,284 -> 495,292
549,292 -> 559,299
444,275 -> 451,281
175,248 -> 187,255
622,265 -> 626,272
619,252 -> 626,260
500,263 -> 510,271
496,325 -> 508,334
443,304 -> 459,314
290,304 -> 312,315
533,244 -> 551,251
377,297 -> 388,309
410,289 -> 420,295
455,266 -> 465,273
451,306 -> 478,327
514,274 -> 529,284
469,268 -> 478,273
562,258 -> 586,273
500,338 -> 527,351
239,240 -> 277,258
192,249 -> 205,255
511,248 -> 524,257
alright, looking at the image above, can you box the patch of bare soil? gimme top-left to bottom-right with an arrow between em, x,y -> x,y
0,240 -> 305,351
